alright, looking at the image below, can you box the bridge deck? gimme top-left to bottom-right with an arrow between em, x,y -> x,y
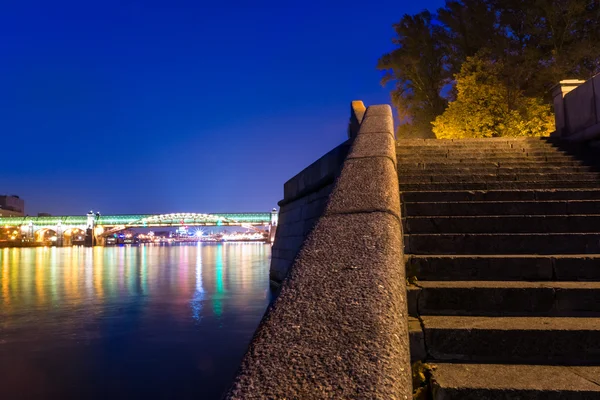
0,213 -> 272,227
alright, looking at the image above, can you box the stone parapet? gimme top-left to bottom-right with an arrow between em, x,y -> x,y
227,104 -> 411,399
271,141 -> 350,283
553,74 -> 600,141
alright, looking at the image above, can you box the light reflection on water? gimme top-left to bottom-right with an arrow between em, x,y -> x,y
0,243 -> 271,399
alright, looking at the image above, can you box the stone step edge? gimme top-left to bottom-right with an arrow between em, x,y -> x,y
407,281 -> 600,318
403,214 -> 600,234
428,363 -> 600,397
418,315 -> 600,364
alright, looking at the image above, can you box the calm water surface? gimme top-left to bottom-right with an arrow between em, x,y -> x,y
0,243 -> 271,399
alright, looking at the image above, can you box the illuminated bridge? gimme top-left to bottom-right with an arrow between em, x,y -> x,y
0,211 -> 277,246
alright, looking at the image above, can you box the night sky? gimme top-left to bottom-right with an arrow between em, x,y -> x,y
1,0 -> 443,216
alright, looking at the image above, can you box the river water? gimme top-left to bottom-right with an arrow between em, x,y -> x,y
0,243 -> 271,399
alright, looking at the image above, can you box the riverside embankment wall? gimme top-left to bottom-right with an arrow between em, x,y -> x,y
269,101 -> 367,284
226,103 -> 412,399
269,141 -> 351,283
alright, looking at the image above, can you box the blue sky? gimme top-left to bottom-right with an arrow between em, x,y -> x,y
0,0 -> 444,215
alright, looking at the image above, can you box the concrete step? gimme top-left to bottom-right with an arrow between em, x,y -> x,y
402,200 -> 600,216
405,233 -> 600,255
397,150 -> 569,157
398,161 -> 590,170
401,189 -> 600,203
399,166 -> 595,174
429,363 -> 600,399
397,138 -> 556,145
397,139 -> 555,145
399,173 -> 600,184
409,317 -> 426,362
406,255 -> 600,282
396,139 -> 555,149
398,155 -> 580,162
421,315 -> 600,364
405,215 -> 600,234
399,180 -> 600,191
410,281 -> 600,317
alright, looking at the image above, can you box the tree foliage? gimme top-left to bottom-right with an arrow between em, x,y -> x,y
377,11 -> 448,138
379,0 -> 600,138
432,55 -> 555,138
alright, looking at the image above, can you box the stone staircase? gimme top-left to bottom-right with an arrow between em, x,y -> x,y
399,138 -> 600,398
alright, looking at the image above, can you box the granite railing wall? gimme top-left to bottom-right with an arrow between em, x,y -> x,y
270,101 -> 366,284
269,142 -> 351,284
226,103 -> 412,399
552,74 -> 600,141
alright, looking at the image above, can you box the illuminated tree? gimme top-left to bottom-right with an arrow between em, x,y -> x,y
432,55 -> 555,139
380,0 -> 600,138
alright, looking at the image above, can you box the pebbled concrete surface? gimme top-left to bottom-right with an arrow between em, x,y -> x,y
227,104 -> 411,399
227,213 -> 411,399
324,157 -> 399,217
348,132 -> 397,165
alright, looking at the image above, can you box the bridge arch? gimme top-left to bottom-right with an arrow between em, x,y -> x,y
34,228 -> 57,242
64,227 -> 86,240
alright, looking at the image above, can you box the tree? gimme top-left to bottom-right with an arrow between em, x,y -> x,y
380,0 -> 600,138
489,0 -> 600,99
378,11 -> 448,138
432,55 -> 555,139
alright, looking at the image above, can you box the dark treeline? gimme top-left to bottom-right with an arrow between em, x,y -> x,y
379,0 -> 600,138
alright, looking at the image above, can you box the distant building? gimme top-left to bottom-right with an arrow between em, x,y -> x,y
0,208 -> 23,217
37,212 -> 51,217
0,195 -> 24,216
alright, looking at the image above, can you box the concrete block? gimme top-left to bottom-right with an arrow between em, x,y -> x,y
417,281 -> 556,316
408,317 -> 426,362
358,115 -> 394,135
270,257 -> 292,284
407,285 -> 421,317
407,255 -> 554,281
286,219 -> 306,238
405,233 -> 600,255
302,216 -> 320,236
555,283 -> 600,315
229,212 -> 411,399
554,256 -> 600,281
301,198 -> 327,221
347,132 -> 396,165
363,104 -> 392,117
405,215 -> 600,234
274,236 -> 305,254
306,183 -> 333,203
423,316 -> 600,364
399,180 -> 600,192
282,142 -> 349,201
279,195 -> 307,213
403,201 -> 570,217
431,364 -> 600,399
279,204 -> 303,224
348,101 -> 366,139
325,157 -> 400,218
